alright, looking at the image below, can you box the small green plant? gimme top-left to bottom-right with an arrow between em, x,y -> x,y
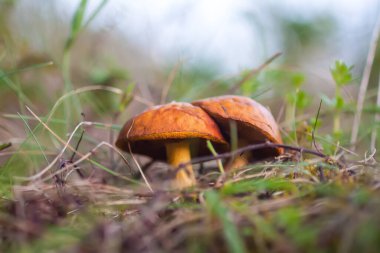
322,60 -> 354,139
285,73 -> 311,120
239,70 -> 262,97
284,72 -> 312,143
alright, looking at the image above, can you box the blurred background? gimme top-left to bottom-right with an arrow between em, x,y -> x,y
2,2 -> 380,252
0,0 -> 379,152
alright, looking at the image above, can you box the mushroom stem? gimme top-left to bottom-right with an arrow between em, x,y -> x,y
225,139 -> 252,171
165,141 -> 196,189
225,151 -> 252,171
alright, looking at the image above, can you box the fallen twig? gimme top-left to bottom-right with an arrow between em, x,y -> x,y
177,141 -> 328,172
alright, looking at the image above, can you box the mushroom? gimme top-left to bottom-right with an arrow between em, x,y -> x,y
192,95 -> 283,170
116,102 -> 227,189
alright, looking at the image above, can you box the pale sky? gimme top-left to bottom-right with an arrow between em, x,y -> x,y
62,0 -> 380,73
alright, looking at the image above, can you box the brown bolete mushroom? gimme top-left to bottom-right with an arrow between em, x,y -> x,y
192,95 -> 283,170
116,102 -> 227,189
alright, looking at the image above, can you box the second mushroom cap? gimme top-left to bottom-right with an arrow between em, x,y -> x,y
192,95 -> 283,159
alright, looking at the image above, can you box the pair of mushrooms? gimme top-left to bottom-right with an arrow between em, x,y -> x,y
116,95 -> 283,189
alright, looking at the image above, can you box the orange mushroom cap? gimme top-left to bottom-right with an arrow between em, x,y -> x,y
192,95 -> 283,158
116,102 -> 227,160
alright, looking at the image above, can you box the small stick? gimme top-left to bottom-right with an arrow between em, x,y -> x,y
70,129 -> 85,162
350,16 -> 380,149
128,142 -> 154,193
126,119 -> 154,193
160,61 -> 182,104
133,160 -> 156,179
370,72 -> 380,152
312,100 -> 323,153
69,128 -> 85,178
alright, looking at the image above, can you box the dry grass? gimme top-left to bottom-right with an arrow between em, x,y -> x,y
1,149 -> 379,252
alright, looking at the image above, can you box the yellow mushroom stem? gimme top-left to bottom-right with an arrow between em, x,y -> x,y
165,141 -> 196,189
225,139 -> 252,171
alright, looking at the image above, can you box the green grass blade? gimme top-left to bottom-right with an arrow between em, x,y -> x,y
3,113 -> 121,130
17,112 -> 49,165
205,190 -> 247,253
0,69 -> 33,105
64,0 -> 88,51
0,61 -> 53,79
82,0 -> 109,29
206,140 -> 224,174
0,142 -> 11,152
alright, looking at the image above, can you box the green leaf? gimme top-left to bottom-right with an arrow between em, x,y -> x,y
291,73 -> 305,88
334,95 -> 345,110
330,60 -> 353,86
320,94 -> 334,107
295,90 -> 311,109
286,90 -> 311,109
285,92 -> 296,104
241,77 -> 261,96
